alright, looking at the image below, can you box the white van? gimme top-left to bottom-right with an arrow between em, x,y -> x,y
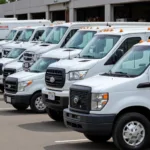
42,28 -> 150,121
64,41 -> 150,150
22,22 -> 108,70
0,44 -> 34,91
2,26 -> 47,57
3,26 -> 105,113
0,27 -> 26,56
0,20 -> 50,40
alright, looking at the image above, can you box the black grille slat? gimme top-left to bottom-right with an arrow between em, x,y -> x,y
24,52 -> 34,61
45,68 -> 65,88
0,63 -> 3,75
3,68 -> 16,79
70,85 -> 91,114
5,77 -> 18,94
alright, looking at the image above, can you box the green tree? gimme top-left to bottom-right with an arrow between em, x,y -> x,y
0,0 -> 6,4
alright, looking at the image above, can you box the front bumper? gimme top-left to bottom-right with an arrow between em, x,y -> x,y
4,93 -> 32,105
42,88 -> 69,111
64,109 -> 116,135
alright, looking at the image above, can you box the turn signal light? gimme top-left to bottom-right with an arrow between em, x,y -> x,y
139,40 -> 144,43
120,29 -> 123,32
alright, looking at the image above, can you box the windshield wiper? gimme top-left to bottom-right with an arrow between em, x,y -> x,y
45,41 -> 52,44
30,70 -> 41,73
114,72 -> 131,77
68,46 -> 79,49
82,55 -> 95,58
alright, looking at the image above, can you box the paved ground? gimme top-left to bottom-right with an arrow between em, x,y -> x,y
0,94 -> 148,150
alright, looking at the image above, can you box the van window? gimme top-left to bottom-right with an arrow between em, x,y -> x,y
6,30 -> 17,40
111,45 -> 150,77
105,37 -> 141,65
6,48 -> 26,59
80,35 -> 120,59
65,30 -> 96,49
61,29 -> 78,47
33,30 -> 44,41
119,37 -> 141,53
40,27 -> 53,42
14,30 -> 23,41
30,57 -> 59,73
18,29 -> 34,42
45,26 -> 68,44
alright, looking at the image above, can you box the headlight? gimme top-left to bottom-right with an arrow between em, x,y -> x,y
69,70 -> 88,81
91,93 -> 109,111
18,80 -> 32,92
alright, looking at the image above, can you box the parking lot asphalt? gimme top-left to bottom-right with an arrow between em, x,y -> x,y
0,95 -> 148,150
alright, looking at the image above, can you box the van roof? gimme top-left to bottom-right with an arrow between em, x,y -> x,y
21,26 -> 47,30
54,22 -> 108,28
54,22 -> 150,28
0,20 -> 51,23
79,26 -> 109,31
96,27 -> 150,36
13,25 -> 51,30
135,41 -> 150,46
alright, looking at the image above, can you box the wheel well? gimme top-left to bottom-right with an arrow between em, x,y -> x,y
114,106 -> 150,125
29,90 -> 41,103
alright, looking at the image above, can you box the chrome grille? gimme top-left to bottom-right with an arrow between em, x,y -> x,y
5,77 -> 18,93
45,68 -> 65,88
24,52 -> 34,61
70,85 -> 91,113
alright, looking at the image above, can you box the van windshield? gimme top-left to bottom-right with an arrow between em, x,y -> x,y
30,57 -> 59,73
110,46 -> 150,77
40,27 -> 53,42
18,29 -> 34,42
6,30 -> 17,40
45,26 -> 68,44
6,48 -> 26,59
65,30 -> 96,49
80,34 -> 120,59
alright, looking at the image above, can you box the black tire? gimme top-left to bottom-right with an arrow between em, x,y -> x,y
84,134 -> 111,143
13,104 -> 28,111
46,108 -> 63,121
30,92 -> 46,113
113,112 -> 150,150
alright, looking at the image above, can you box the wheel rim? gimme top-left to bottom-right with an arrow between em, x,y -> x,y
122,121 -> 145,146
35,96 -> 46,111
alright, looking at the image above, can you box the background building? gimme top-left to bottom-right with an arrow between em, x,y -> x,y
0,0 -> 149,22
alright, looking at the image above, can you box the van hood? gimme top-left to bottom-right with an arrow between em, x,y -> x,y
74,75 -> 139,93
0,58 -> 15,65
9,71 -> 45,82
43,48 -> 81,59
4,61 -> 23,70
25,43 -> 57,54
0,40 -> 10,46
2,41 -> 36,49
49,58 -> 99,73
